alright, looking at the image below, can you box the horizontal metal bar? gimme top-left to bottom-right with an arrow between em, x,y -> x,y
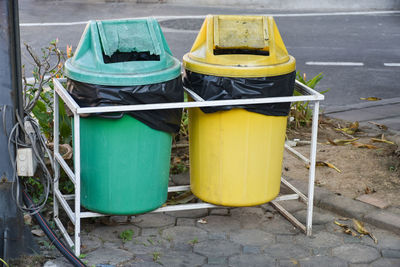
54,217 -> 74,247
183,87 -> 205,102
270,201 -> 306,233
63,194 -> 75,200
54,189 -> 76,223
295,80 -> 325,100
273,194 -> 299,202
55,153 -> 76,185
75,194 -> 298,218
281,177 -> 308,203
77,95 -> 320,114
74,194 -> 299,218
78,203 -> 220,217
53,78 -> 323,115
80,211 -> 108,218
152,202 -> 221,213
53,78 -> 79,114
168,185 -> 191,192
285,144 -> 310,164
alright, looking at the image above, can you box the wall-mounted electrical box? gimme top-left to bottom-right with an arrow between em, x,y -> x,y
16,148 -> 37,177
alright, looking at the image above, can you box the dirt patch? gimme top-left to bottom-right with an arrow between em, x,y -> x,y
284,117 -> 400,207
9,255 -> 46,267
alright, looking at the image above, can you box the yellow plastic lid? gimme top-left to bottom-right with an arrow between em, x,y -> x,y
183,15 -> 296,77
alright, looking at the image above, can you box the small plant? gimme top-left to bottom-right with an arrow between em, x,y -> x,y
22,39 -> 75,203
38,240 -> 55,249
179,109 -> 189,139
119,229 -> 134,243
165,235 -> 173,243
290,72 -> 329,128
24,177 -> 44,204
152,252 -> 161,262
22,39 -> 72,144
188,237 -> 198,245
78,254 -> 87,259
170,162 -> 188,174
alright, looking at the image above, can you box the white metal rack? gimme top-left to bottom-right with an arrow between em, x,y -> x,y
53,78 -> 324,256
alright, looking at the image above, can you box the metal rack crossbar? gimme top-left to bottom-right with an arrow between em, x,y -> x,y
53,78 -> 324,256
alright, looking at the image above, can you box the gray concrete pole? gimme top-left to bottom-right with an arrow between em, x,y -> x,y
0,0 -> 35,263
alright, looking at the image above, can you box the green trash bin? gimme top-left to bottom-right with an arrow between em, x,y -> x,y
64,18 -> 182,215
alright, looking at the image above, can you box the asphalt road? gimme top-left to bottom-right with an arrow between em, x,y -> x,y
18,1 -> 400,120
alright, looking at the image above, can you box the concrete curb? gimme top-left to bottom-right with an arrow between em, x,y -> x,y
324,97 -> 400,115
286,178 -> 400,235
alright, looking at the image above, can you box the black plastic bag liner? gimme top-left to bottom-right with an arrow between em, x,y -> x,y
183,70 -> 295,116
66,77 -> 183,133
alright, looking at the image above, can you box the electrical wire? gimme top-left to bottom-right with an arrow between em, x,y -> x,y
2,105 -> 9,137
3,94 -> 85,266
7,112 -> 54,215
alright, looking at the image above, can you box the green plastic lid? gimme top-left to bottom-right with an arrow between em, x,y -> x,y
65,18 -> 181,86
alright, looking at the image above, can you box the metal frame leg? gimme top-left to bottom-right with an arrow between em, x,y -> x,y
306,101 -> 320,236
53,93 -> 60,233
73,114 -> 81,256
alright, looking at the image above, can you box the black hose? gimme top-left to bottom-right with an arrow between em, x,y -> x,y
22,190 -> 86,267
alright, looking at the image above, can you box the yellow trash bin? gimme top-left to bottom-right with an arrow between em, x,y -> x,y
182,15 -> 296,206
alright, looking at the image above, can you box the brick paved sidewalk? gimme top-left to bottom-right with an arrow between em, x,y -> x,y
43,199 -> 400,267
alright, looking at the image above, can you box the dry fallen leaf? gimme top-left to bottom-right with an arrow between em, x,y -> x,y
364,186 -> 376,195
344,228 -> 357,236
327,139 -> 338,146
352,219 -> 369,235
349,121 -> 360,130
172,156 -> 182,164
60,144 -> 73,160
352,219 -> 378,244
334,221 -> 347,227
335,219 -> 377,243
371,138 -> 395,145
335,121 -> 359,135
166,191 -> 195,205
315,180 -> 326,186
327,138 -> 359,146
360,97 -> 382,101
316,161 -> 341,173
370,233 -> 378,244
307,161 -> 341,173
31,229 -> 45,237
334,221 -> 357,237
24,214 -> 32,225
197,218 -> 207,224
368,121 -> 388,131
351,142 -> 378,149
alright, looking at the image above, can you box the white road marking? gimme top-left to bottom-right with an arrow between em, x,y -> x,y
161,27 -> 198,33
20,10 -> 400,27
384,63 -> 400,67
21,21 -> 89,27
306,61 -> 364,66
